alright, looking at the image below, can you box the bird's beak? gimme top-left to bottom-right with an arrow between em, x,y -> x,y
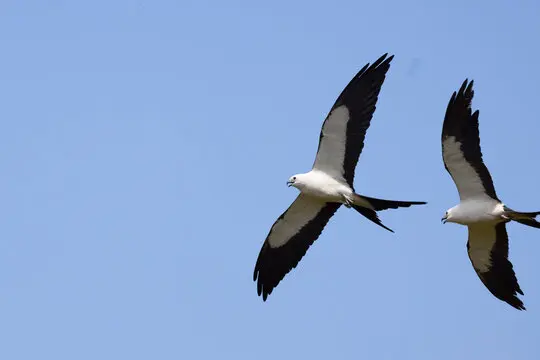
287,180 -> 293,187
441,217 -> 447,224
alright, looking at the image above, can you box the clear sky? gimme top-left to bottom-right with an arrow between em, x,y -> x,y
1,1 -> 539,359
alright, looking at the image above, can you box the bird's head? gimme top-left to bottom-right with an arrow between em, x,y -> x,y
441,209 -> 453,224
286,174 -> 303,189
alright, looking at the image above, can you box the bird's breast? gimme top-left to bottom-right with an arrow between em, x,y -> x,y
300,172 -> 350,201
454,199 -> 503,224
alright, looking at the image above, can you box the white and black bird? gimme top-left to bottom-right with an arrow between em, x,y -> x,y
253,54 -> 426,301
441,79 -> 540,310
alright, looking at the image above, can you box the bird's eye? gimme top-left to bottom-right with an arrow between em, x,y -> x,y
293,177 -> 296,180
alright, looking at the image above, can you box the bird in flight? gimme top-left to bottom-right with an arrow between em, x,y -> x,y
441,79 -> 540,310
253,53 -> 427,301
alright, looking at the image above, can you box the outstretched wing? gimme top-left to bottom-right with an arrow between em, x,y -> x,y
442,79 -> 499,201
467,222 -> 525,310
312,53 -> 393,187
253,194 -> 341,301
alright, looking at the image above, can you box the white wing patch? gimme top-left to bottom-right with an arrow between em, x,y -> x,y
467,224 -> 497,273
443,136 -> 490,201
267,195 -> 327,248
312,105 -> 349,180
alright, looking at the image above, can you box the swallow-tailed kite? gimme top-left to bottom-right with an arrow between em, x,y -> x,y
253,53 -> 427,301
441,79 -> 540,310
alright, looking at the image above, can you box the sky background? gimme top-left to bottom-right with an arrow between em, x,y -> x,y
1,1 -> 540,359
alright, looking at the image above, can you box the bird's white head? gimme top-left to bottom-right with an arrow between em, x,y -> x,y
441,208 -> 455,224
286,174 -> 305,190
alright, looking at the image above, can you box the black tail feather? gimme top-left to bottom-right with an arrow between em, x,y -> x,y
351,205 -> 394,233
359,195 -> 427,211
503,206 -> 540,229
514,218 -> 540,229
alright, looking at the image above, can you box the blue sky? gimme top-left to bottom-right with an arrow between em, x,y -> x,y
1,0 -> 539,359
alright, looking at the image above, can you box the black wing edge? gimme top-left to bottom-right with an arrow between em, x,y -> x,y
442,79 -> 499,200
313,53 -> 394,186
253,202 -> 341,301
332,53 -> 394,111
317,53 -> 394,159
470,223 -> 525,310
442,79 -> 475,141
340,54 -> 394,186
315,53 -> 394,158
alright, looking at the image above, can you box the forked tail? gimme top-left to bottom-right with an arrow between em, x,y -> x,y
350,194 -> 427,232
503,206 -> 540,229
354,194 -> 427,211
351,205 -> 394,232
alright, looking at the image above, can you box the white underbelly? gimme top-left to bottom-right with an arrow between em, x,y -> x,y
455,200 -> 504,225
302,185 -> 344,201
300,171 -> 351,202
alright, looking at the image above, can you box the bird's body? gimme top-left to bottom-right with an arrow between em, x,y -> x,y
289,170 -> 351,201
253,53 -> 426,301
288,170 -> 371,207
445,198 -> 504,225
441,79 -> 540,310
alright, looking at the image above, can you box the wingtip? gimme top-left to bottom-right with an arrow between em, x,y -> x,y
378,52 -> 393,59
446,78 -> 475,112
509,289 -> 526,310
382,53 -> 395,65
512,300 -> 526,311
459,79 -> 468,93
262,287 -> 272,302
371,53 -> 394,69
466,79 -> 474,93
459,78 -> 474,96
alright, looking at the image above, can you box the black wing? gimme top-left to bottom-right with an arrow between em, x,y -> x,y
312,53 -> 393,188
467,222 -> 525,310
253,194 -> 341,301
442,79 -> 499,201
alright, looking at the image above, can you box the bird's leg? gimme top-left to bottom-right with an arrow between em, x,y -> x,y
342,195 -> 353,208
